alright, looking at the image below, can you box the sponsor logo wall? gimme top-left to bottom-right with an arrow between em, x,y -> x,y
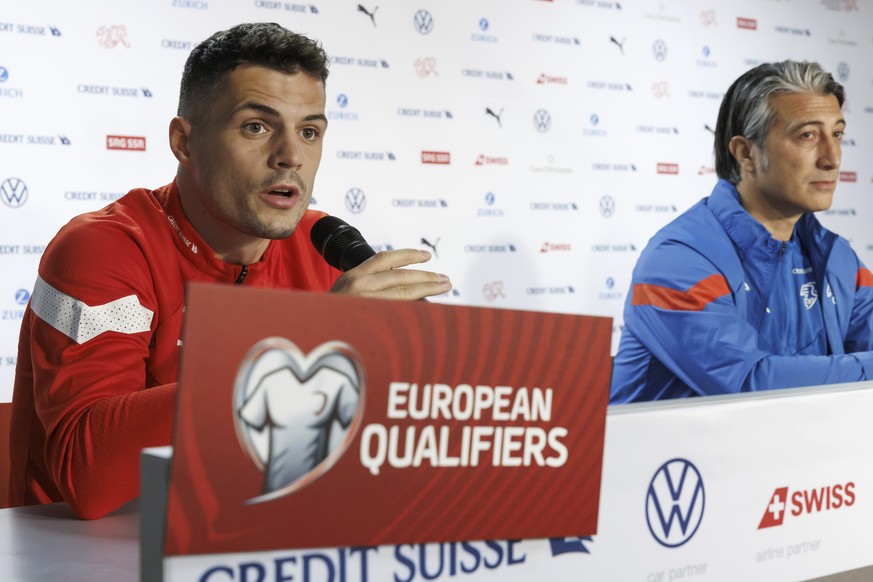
2,0 -> 873,400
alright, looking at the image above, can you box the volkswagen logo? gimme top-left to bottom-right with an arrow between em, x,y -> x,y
836,61 -> 849,83
345,188 -> 367,214
652,39 -> 668,62
414,9 -> 434,34
534,109 -> 551,133
1,177 -> 28,208
646,459 -> 705,548
599,195 -> 615,218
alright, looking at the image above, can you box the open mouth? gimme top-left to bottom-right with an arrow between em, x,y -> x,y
269,188 -> 296,198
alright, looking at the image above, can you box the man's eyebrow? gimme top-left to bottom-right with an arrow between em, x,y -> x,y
231,102 -> 280,117
303,113 -> 328,125
786,117 -> 846,132
229,103 -> 328,126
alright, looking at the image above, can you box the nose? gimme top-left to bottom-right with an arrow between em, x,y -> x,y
817,134 -> 841,171
268,130 -> 303,170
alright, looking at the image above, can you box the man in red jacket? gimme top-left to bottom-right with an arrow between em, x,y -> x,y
8,22 -> 452,519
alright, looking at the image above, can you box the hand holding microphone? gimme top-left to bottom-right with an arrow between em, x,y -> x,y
311,216 -> 452,301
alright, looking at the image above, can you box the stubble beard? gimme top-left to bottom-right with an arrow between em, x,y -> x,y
241,172 -> 311,240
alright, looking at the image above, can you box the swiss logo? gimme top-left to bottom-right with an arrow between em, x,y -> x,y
758,482 -> 855,529
758,487 -> 789,529
233,338 -> 365,503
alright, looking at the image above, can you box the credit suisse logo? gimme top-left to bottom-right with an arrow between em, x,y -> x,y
758,482 -> 856,529
646,458 -> 705,548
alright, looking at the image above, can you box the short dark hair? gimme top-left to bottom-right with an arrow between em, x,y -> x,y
714,60 -> 845,184
178,22 -> 329,121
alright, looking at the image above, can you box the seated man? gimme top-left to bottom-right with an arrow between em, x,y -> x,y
8,22 -> 452,519
611,60 -> 873,403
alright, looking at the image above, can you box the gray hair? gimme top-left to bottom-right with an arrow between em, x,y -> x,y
714,60 -> 845,183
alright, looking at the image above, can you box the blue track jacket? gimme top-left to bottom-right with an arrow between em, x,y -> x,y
611,179 -> 873,403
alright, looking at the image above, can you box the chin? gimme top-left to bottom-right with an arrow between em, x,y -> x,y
809,198 -> 834,214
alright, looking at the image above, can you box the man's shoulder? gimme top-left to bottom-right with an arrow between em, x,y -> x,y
40,186 -> 173,283
643,197 -> 726,256
827,234 -> 862,271
54,186 -> 168,241
632,196 -> 737,286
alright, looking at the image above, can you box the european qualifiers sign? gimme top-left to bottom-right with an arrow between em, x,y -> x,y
164,284 -> 612,555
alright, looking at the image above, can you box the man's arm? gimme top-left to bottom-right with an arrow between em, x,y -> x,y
843,255 -> 873,353
23,221 -> 176,519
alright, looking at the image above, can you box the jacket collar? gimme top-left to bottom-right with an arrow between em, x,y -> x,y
707,179 -> 782,260
156,180 -> 254,282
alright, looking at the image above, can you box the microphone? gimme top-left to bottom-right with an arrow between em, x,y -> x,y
310,215 -> 377,272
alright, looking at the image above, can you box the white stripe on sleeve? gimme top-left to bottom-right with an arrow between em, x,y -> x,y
30,275 -> 154,344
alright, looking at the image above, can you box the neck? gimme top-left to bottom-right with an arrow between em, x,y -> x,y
735,181 -> 801,242
175,172 -> 269,265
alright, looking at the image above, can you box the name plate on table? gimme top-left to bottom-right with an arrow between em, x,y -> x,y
161,283 -> 611,561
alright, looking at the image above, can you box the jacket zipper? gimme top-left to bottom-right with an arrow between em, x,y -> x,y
235,265 -> 248,285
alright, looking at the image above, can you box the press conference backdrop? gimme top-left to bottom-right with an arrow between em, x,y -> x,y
1,0 -> 872,402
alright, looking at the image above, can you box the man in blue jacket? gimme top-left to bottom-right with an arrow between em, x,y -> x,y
611,61 -> 873,403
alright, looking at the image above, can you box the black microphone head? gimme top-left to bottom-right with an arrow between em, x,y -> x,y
310,215 -> 377,272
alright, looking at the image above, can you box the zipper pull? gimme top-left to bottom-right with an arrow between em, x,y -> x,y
235,264 -> 248,285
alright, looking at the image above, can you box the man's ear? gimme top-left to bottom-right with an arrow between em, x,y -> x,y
169,116 -> 193,165
728,135 -> 756,177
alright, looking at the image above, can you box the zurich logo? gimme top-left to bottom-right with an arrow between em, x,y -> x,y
15,289 -> 31,305
479,18 -> 489,31
0,67 -> 8,83
534,109 -> 551,133
485,192 -> 495,205
336,93 -> 349,108
702,45 -> 711,58
606,277 -> 614,289
645,459 -> 705,548
652,39 -> 668,62
414,9 -> 434,34
345,188 -> 367,214
590,113 -> 600,126
836,61 -> 849,83
1,178 -> 28,208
